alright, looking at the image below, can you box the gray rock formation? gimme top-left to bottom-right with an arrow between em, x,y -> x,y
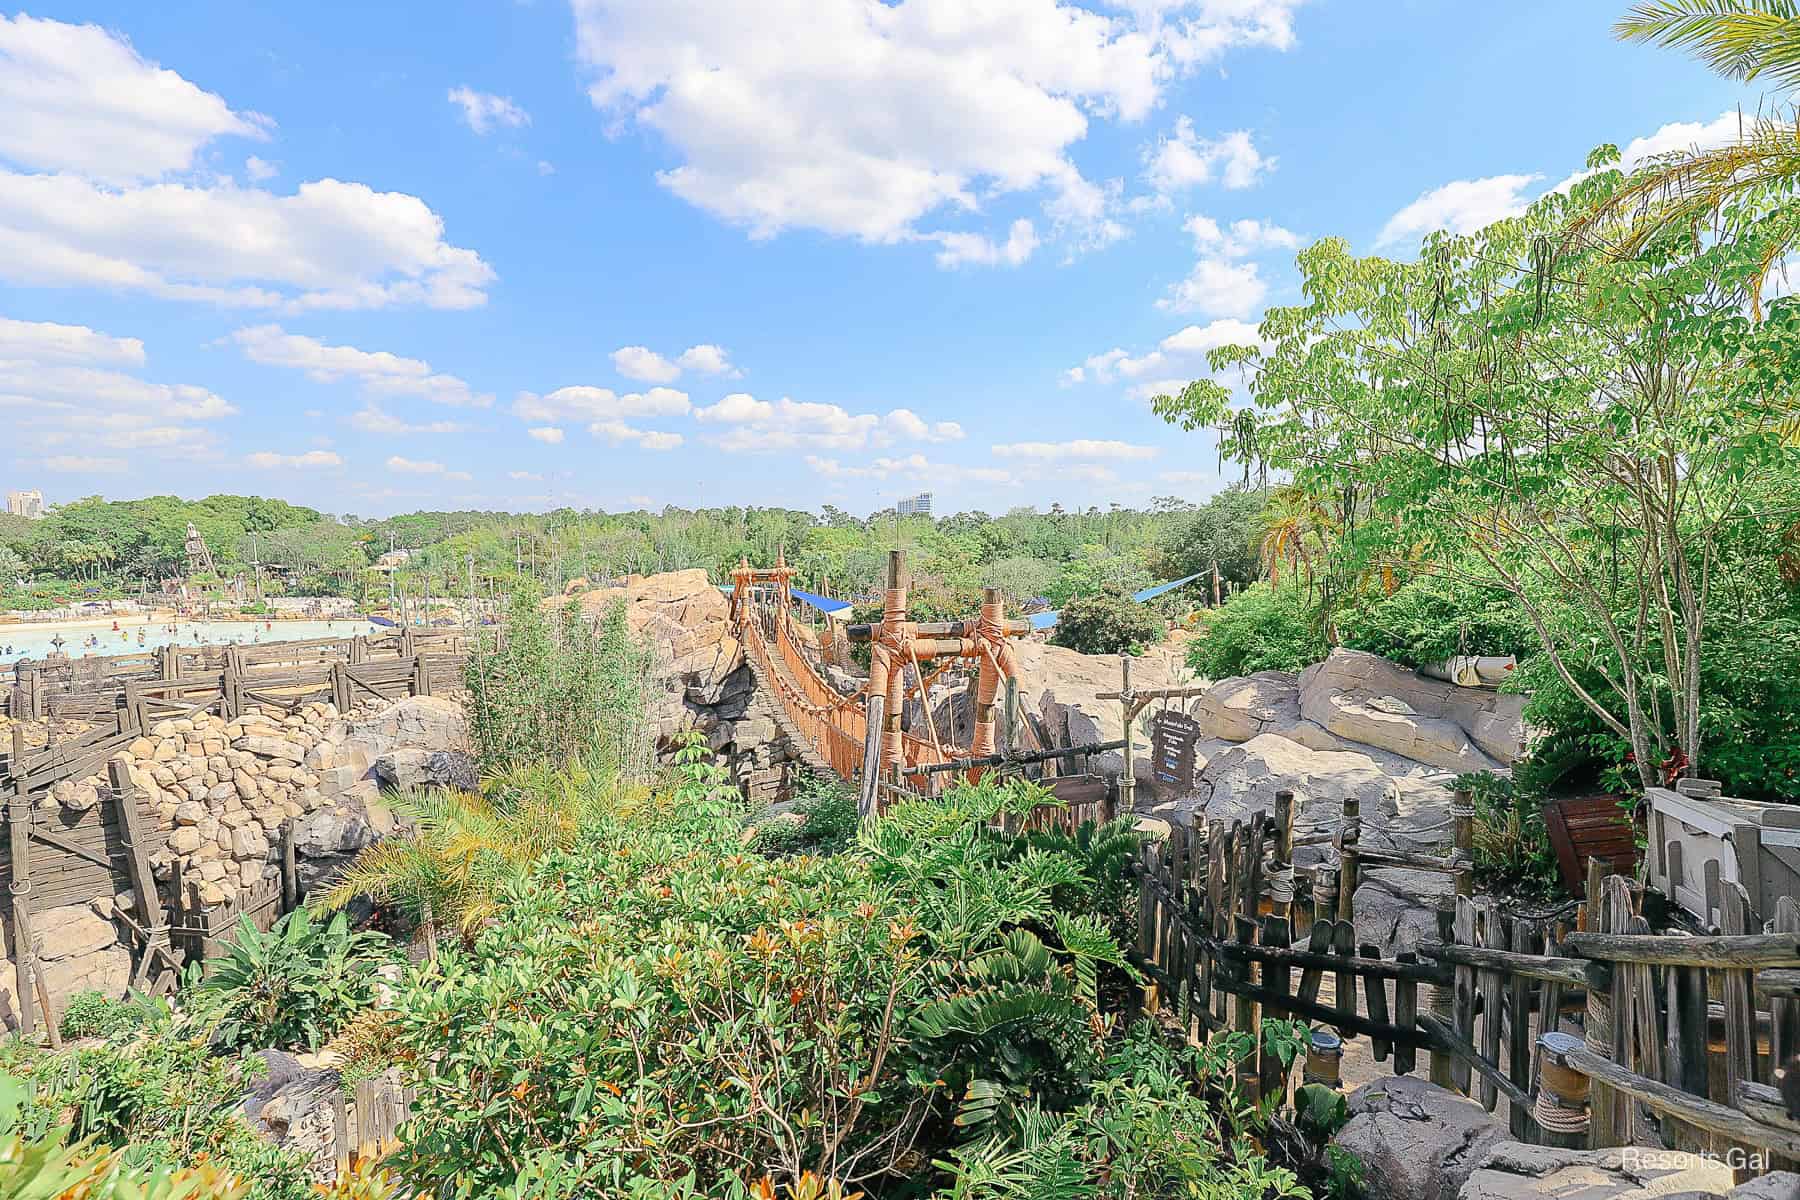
1194,670 -> 1343,751
1354,867 -> 1458,955
1333,1076 -> 1511,1200
1191,734 -> 1455,864
1299,649 -> 1524,771
1458,1143 -> 1733,1200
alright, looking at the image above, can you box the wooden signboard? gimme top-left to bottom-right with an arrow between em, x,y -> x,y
1149,710 -> 1203,799
1544,794 -> 1637,898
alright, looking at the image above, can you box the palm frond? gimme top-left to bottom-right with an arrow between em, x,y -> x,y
1618,1 -> 1800,87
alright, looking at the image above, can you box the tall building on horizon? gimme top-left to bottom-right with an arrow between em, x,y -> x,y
5,489 -> 45,520
896,492 -> 932,517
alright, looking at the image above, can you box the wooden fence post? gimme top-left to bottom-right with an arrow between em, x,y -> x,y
1537,1031 -> 1591,1148
1584,864 -> 1623,1149
106,757 -> 176,994
281,820 -> 298,914
1453,789 -> 1475,899
1429,906 -> 1458,1090
1336,794 -> 1359,923
9,725 -> 35,1037
1117,655 -> 1136,816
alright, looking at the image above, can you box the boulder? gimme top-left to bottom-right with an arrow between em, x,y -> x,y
1007,640 -> 1192,787
373,747 -> 478,793
36,904 -> 120,961
1732,1173 -> 1800,1200
1299,649 -> 1525,770
50,778 -> 102,813
294,807 -> 375,859
1334,1076 -> 1510,1200
238,1051 -> 342,1181
1191,734 -> 1454,862
1458,1143 -> 1734,1200
1194,671 -> 1344,751
1354,868 -> 1458,955
343,695 -> 470,760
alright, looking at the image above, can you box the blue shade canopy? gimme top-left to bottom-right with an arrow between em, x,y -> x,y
791,587 -> 852,615
1028,570 -> 1207,632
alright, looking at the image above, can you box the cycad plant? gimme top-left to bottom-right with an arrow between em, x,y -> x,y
318,758 -> 627,939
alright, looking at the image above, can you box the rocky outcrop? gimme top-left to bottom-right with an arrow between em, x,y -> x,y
1354,867 -> 1458,955
1458,1143 -> 1733,1199
0,902 -> 132,1029
1299,649 -> 1524,771
1007,640 -> 1192,786
1333,1076 -> 1511,1200
238,1049 -> 342,1182
1189,734 -> 1455,865
1194,670 -> 1343,751
558,569 -> 807,799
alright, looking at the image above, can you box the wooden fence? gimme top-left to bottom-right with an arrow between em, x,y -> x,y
5,627 -> 472,725
1135,790 -> 1800,1178
1,629 -> 474,1037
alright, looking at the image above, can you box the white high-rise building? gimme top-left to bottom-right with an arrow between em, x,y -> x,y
896,492 -> 933,517
5,489 -> 44,519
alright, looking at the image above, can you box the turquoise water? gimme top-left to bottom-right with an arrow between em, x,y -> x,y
0,619 -> 389,667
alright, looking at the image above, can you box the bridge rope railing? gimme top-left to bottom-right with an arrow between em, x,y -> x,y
738,594 -> 866,780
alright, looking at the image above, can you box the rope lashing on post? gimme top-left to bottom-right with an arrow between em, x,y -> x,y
1534,1033 -> 1591,1135
1266,866 -> 1297,906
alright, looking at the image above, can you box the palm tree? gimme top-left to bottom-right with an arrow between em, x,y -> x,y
1586,4 -> 1800,268
1257,485 -> 1335,593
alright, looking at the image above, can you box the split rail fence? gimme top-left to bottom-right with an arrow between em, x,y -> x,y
1135,790 -> 1800,1178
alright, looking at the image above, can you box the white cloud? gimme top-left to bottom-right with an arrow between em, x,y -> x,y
348,406 -> 471,435
1159,256 -> 1267,317
1144,120 -> 1271,194
992,439 -> 1158,461
509,470 -> 544,481
0,18 -> 492,312
0,14 -> 268,185
1157,215 -> 1298,317
0,316 -> 235,462
44,454 -> 126,473
513,385 -> 690,424
386,455 -> 472,481
246,449 -> 342,469
0,315 -> 143,365
676,343 -> 740,376
448,86 -> 530,135
611,345 -> 681,384
230,325 -> 491,407
885,408 -> 965,442
806,453 -> 1015,484
931,218 -> 1040,269
537,160 -> 556,176
244,156 -> 277,182
527,425 -> 565,443
589,420 -> 684,450
695,392 -> 962,453
0,172 -> 495,310
1376,174 -> 1541,249
1068,316 -> 1265,399
1619,110 -> 1741,166
569,0 -> 1303,260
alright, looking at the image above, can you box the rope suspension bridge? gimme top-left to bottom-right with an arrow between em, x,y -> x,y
729,547 -> 1208,816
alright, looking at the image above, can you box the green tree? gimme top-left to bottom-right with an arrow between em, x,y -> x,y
1155,146 -> 1800,786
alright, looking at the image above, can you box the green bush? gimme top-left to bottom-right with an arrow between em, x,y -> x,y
1050,587 -> 1163,656
465,589 -> 655,778
1337,574 -> 1534,669
1186,583 -> 1325,679
751,773 -> 860,856
57,990 -> 144,1041
1451,771 -> 1561,900
0,1004 -> 313,1199
194,907 -> 394,1053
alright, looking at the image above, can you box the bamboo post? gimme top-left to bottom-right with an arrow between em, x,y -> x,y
1429,905 -> 1457,1089
1537,1031 -> 1591,1148
858,694 -> 885,818
8,725 -> 34,1037
281,820 -> 298,913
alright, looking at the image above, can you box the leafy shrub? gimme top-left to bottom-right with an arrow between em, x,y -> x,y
0,1069 -> 249,1199
1452,771 -> 1561,900
752,773 -> 860,856
59,990 -> 145,1041
194,907 -> 394,1052
0,1005 -> 313,1199
1050,587 -> 1163,656
1337,574 -> 1534,669
372,771 -> 1184,1196
465,589 -> 654,778
1185,583 -> 1325,679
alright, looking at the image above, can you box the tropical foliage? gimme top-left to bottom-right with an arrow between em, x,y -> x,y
192,907 -> 394,1053
1050,586 -> 1166,656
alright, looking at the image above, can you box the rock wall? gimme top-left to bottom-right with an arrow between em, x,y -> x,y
2,694 -> 471,1027
558,569 -> 809,799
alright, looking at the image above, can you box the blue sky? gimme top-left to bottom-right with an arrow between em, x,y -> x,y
0,1 -> 1759,517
